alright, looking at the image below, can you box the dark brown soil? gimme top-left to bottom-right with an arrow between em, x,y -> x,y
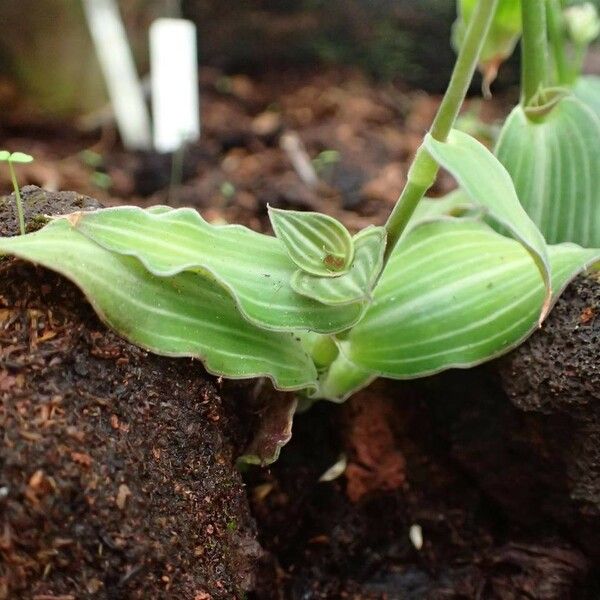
499,272 -> 600,551
0,189 -> 259,599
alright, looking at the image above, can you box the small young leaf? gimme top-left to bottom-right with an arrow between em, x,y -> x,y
9,152 -> 34,164
346,219 -> 600,380
291,226 -> 386,305
70,206 -> 364,333
496,95 -> 600,248
0,151 -> 10,162
268,206 -> 354,276
0,219 -> 318,392
424,129 -> 551,317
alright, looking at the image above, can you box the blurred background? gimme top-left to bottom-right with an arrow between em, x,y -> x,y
0,0 -> 597,230
0,0 -> 463,120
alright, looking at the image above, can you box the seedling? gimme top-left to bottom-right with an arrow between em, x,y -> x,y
0,151 -> 34,236
312,149 -> 341,181
0,1 -> 598,461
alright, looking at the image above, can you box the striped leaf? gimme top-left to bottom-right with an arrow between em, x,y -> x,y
291,226 -> 386,305
268,206 -> 354,276
425,129 -> 552,316
0,219 -> 318,392
574,75 -> 600,118
345,219 -> 599,380
69,206 -> 364,333
495,95 -> 600,248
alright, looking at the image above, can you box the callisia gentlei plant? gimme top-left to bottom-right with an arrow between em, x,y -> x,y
1,1 -> 599,461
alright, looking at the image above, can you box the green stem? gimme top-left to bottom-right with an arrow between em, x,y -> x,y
8,161 -> 25,235
521,0 -> 550,104
571,43 -> 587,84
547,0 -> 570,85
384,0 -> 500,257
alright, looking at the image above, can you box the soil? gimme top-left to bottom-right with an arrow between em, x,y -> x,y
0,189 -> 259,599
0,68 -> 513,230
1,68 -> 599,599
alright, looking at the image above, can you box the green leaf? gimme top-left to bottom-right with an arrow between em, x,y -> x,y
9,152 -> 34,164
424,129 -> 552,316
290,226 -> 386,305
574,75 -> 600,119
0,219 -> 318,392
346,219 -> 599,380
268,206 -> 354,276
146,204 -> 174,215
69,206 -> 364,333
0,151 -> 10,162
496,95 -> 600,248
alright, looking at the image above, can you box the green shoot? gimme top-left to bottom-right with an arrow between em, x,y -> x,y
0,151 -> 34,236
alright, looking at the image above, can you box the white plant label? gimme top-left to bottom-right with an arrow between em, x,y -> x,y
150,18 -> 200,153
82,0 -> 152,151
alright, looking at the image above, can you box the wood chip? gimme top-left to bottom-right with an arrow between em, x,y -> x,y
71,451 -> 92,467
116,483 -> 131,510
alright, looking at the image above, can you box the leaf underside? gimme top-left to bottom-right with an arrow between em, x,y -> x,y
291,226 -> 386,305
496,95 -> 600,248
0,220 -> 318,392
69,206 -> 364,333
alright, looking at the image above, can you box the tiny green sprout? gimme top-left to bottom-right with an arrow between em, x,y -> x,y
91,171 -> 113,190
0,151 -> 34,236
312,149 -> 340,178
226,519 -> 238,531
80,149 -> 104,169
220,181 -> 236,200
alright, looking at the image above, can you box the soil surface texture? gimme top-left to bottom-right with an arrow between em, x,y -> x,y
0,188 -> 259,599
